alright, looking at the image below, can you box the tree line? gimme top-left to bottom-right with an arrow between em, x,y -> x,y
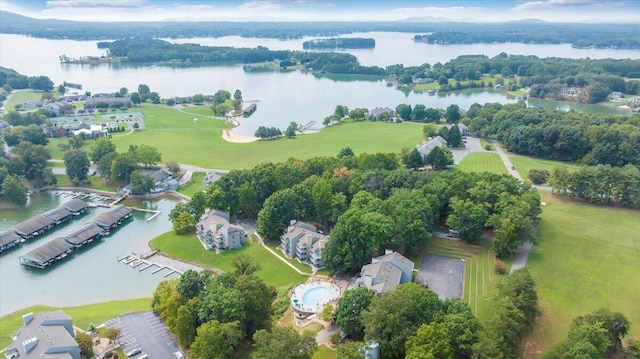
171,150 -> 540,263
302,38 -> 375,49
0,67 -> 55,93
464,102 -> 640,167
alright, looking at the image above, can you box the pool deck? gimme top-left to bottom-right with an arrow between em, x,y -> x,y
291,279 -> 341,314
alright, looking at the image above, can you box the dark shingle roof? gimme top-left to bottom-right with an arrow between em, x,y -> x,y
93,205 -> 132,228
64,223 -> 104,245
0,229 -> 22,247
21,238 -> 74,264
13,215 -> 54,236
62,199 -> 88,213
44,207 -> 73,222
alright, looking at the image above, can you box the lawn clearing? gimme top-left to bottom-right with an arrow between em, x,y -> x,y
264,241 -> 314,274
0,298 -> 150,349
523,193 -> 640,357
5,89 -> 50,111
152,232 -> 304,290
313,345 -> 337,359
457,152 -> 507,174
480,138 -> 495,151
44,104 -> 424,170
508,156 -> 583,182
177,171 -> 205,198
53,175 -> 120,192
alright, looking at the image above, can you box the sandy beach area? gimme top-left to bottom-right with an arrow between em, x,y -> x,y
222,129 -> 258,143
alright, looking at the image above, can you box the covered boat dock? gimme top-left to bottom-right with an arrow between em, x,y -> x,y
19,238 -> 74,269
0,230 -> 23,253
93,205 -> 133,230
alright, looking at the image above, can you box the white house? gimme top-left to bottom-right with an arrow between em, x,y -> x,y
416,135 -> 448,159
280,221 -> 329,269
355,250 -> 415,295
196,210 -> 246,253
4,311 -> 80,359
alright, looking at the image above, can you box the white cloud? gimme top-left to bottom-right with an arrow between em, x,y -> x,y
46,0 -> 151,8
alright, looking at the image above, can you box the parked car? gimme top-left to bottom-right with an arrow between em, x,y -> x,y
175,352 -> 184,359
126,348 -> 142,357
446,230 -> 459,238
137,355 -> 148,359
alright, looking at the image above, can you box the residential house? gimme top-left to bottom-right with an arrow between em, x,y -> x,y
627,96 -> 640,105
4,311 -> 80,359
196,210 -> 246,252
280,221 -> 329,269
457,123 -> 469,136
416,135 -> 448,159
202,171 -> 222,190
355,250 -> 415,295
561,87 -> 582,96
369,107 -> 394,121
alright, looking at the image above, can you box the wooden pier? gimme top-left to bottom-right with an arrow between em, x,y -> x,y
117,253 -> 184,277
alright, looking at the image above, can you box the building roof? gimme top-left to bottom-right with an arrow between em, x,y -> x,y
356,251 -> 415,295
43,207 -> 73,222
0,229 -> 22,247
417,136 -> 447,158
20,238 -> 74,265
62,199 -> 88,213
374,251 -> 415,271
6,310 -> 78,359
13,215 -> 55,236
93,205 -> 132,228
283,221 -> 320,242
64,223 -> 104,245
197,210 -> 243,235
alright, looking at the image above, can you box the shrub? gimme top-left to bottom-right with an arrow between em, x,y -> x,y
494,260 -> 507,275
485,144 -> 492,151
528,169 -> 549,185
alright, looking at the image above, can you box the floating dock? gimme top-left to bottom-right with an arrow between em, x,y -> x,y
117,253 -> 183,277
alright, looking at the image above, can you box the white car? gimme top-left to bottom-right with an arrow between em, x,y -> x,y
126,348 -> 142,357
174,352 -> 184,359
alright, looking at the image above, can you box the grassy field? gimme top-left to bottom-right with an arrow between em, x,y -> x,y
176,172 -> 205,198
523,193 -> 640,357
313,345 -> 337,359
0,298 -> 150,349
4,89 -> 49,111
480,138 -> 495,151
508,155 -> 583,182
151,233 -> 304,290
45,104 -> 424,170
420,237 -> 503,321
53,175 -> 120,192
457,152 -> 507,174
264,241 -> 314,274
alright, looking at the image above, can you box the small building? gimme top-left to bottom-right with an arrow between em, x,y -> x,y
202,171 -> 222,190
196,210 -> 246,252
0,229 -> 23,253
5,311 -> 80,359
457,123 -> 469,136
416,135 -> 448,159
355,250 -> 415,296
369,107 -> 394,121
242,103 -> 257,116
280,221 -> 329,269
93,205 -> 133,230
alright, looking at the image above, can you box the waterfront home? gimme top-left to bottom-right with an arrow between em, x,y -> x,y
369,107 -> 395,121
4,311 -> 80,359
355,250 -> 414,295
280,221 -> 328,269
196,210 -> 246,252
416,135 -> 448,160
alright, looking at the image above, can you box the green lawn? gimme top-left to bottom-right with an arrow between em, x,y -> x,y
264,241 -> 314,274
4,89 -> 50,111
0,298 -> 150,349
508,156 -> 583,183
480,138 -> 495,151
523,193 -> 640,356
174,104 -> 222,118
151,233 -> 304,290
313,345 -> 337,359
457,152 -> 507,174
53,175 -> 121,192
46,104 -> 424,170
177,172 -> 205,198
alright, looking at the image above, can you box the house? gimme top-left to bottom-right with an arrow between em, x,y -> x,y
627,96 -> 640,105
457,123 -> 469,136
46,126 -> 69,138
202,171 -> 222,190
369,107 -> 394,121
4,311 -> 80,359
416,135 -> 448,159
494,84 -> 504,89
196,210 -> 246,252
561,87 -> 582,96
354,250 -> 414,295
280,221 -> 328,269
138,168 -> 179,193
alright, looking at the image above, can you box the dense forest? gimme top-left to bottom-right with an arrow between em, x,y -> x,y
1,10 -> 638,49
463,103 -> 640,167
302,38 -> 375,49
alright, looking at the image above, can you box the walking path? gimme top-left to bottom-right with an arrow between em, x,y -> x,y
253,232 -> 310,277
491,140 -> 534,273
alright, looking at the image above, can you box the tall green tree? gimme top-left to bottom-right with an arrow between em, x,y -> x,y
235,274 -> 276,335
90,138 -> 116,163
425,146 -> 454,170
448,125 -> 462,147
129,170 -> 155,195
445,104 -> 461,123
404,148 -> 424,170
175,298 -> 199,348
132,144 -> 162,168
251,327 -> 317,359
63,149 -> 90,184
312,178 -> 333,226
445,197 -> 488,242
285,121 -> 298,138
190,320 -> 243,359
395,104 -> 412,120
405,322 -> 454,359
335,287 -> 376,337
110,153 -> 140,181
0,175 -> 27,206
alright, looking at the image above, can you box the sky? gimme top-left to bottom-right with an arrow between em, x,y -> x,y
1,0 -> 639,23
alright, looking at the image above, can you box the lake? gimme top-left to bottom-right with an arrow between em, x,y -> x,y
0,192 -> 195,316
0,33 -> 636,136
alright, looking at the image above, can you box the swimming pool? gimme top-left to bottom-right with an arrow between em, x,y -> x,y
291,280 -> 341,314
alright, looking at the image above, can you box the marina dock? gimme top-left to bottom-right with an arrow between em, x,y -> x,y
117,253 -> 184,277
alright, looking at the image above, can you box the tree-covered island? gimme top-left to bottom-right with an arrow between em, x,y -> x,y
302,38 -> 375,49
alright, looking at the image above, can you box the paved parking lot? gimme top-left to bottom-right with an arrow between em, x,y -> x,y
106,311 -> 184,359
416,254 -> 465,299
